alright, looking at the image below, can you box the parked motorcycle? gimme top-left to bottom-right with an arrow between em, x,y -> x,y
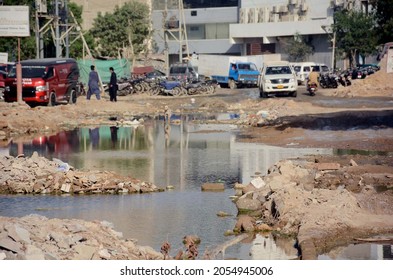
337,70 -> 352,87
351,67 -> 367,80
319,73 -> 338,89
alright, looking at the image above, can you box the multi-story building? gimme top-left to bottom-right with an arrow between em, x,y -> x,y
152,0 -> 372,68
151,0 -> 240,65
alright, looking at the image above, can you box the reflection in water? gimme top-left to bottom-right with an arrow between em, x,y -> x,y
4,117 -> 340,259
318,243 -> 393,260
110,126 -> 119,149
89,127 -> 100,149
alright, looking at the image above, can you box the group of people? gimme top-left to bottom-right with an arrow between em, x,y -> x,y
87,65 -> 118,102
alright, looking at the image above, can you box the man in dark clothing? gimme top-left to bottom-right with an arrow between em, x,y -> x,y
109,67 -> 117,102
87,65 -> 101,100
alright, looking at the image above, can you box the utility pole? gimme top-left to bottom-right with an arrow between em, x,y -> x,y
65,0 -> 69,58
55,0 -> 61,57
163,0 -> 190,64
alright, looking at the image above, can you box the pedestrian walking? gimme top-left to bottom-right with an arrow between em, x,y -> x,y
109,67 -> 117,102
87,65 -> 101,100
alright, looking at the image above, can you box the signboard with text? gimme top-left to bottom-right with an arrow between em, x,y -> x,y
0,6 -> 30,37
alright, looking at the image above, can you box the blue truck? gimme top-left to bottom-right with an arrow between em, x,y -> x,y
195,54 -> 262,89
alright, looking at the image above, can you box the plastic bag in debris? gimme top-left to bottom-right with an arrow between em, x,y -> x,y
52,158 -> 70,172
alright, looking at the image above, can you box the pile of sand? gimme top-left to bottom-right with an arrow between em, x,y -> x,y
334,56 -> 393,97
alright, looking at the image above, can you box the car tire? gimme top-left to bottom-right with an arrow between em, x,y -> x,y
290,91 -> 297,97
259,90 -> 268,98
48,92 -> 56,106
228,80 -> 237,89
69,89 -> 77,104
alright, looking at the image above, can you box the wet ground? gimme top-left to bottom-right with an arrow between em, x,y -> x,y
2,113 -> 393,259
1,85 -> 393,259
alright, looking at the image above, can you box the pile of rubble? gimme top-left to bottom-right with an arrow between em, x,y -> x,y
231,157 -> 393,259
0,214 -> 163,260
0,152 -> 163,195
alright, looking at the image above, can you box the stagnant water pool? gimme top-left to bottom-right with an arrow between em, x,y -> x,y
0,115 -> 391,259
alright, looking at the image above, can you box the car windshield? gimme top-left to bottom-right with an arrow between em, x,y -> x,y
265,66 -> 292,75
8,65 -> 46,78
238,64 -> 257,71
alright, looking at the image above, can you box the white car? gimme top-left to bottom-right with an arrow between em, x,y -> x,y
259,61 -> 298,98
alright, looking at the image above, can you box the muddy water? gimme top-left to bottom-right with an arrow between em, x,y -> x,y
0,115 -> 385,259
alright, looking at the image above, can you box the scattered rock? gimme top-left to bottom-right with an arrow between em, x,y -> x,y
201,183 -> 224,191
0,155 -> 163,195
0,215 -> 163,260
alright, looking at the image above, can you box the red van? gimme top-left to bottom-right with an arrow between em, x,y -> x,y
3,58 -> 80,106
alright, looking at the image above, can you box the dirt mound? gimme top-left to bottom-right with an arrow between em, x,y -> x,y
334,56 -> 393,97
231,157 -> 393,259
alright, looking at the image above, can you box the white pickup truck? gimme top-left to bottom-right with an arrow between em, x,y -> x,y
258,61 -> 298,98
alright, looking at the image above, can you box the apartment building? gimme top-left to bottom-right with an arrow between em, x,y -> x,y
151,0 -> 241,65
152,0 -> 373,67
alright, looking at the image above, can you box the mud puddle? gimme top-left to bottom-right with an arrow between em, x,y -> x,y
2,111 -> 392,260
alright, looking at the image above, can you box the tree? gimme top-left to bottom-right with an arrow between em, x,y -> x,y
370,0 -> 393,44
90,1 -> 150,58
0,0 -> 95,60
333,9 -> 377,67
283,33 -> 314,62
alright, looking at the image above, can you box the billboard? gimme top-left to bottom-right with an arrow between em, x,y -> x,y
0,6 -> 30,37
0,52 -> 8,63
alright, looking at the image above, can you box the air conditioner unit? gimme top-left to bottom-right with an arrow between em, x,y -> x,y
280,5 -> 289,13
288,14 -> 299,22
248,8 -> 257,23
239,8 -> 247,23
333,0 -> 344,6
256,8 -> 263,23
36,0 -> 48,14
270,13 -> 280,22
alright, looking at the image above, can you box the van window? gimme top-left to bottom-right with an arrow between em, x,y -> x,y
8,65 -> 46,78
44,67 -> 54,79
294,66 -> 300,72
304,66 -> 311,72
265,66 -> 292,75
321,65 -> 329,72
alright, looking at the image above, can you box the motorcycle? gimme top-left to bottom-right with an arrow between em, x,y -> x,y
338,70 -> 351,87
307,82 -> 317,96
319,73 -> 338,88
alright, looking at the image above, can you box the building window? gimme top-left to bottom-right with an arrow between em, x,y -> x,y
205,23 -> 229,39
191,10 -> 197,16
187,25 -> 204,40
246,43 -> 275,55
